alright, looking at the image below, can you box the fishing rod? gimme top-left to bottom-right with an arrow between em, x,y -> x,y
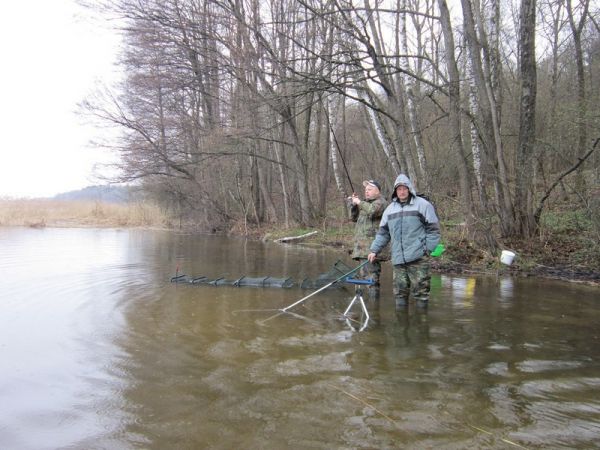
325,108 -> 355,194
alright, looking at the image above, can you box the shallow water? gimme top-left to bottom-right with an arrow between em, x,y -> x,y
0,227 -> 599,449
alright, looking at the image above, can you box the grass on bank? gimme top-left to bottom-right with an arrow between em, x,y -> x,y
0,199 -> 172,228
257,203 -> 600,281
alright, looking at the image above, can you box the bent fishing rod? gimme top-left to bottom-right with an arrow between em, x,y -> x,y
325,108 -> 355,195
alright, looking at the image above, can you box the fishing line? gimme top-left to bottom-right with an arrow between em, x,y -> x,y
466,424 -> 529,449
231,308 -> 281,314
326,383 -> 400,427
327,387 -> 528,447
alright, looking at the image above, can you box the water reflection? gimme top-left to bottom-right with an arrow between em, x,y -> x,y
1,228 -> 599,449
499,277 -> 514,302
451,276 -> 477,306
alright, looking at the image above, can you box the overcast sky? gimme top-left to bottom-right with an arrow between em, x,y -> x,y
0,1 -> 122,198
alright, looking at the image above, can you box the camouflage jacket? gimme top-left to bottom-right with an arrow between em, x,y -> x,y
350,196 -> 388,259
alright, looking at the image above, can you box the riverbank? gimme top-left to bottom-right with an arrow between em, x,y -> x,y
258,221 -> 600,286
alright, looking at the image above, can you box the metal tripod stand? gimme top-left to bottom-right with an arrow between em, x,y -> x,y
342,277 -> 374,332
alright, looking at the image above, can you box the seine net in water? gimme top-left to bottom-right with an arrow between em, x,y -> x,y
170,259 -> 352,289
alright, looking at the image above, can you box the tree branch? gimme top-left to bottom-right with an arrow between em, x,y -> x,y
534,136 -> 600,224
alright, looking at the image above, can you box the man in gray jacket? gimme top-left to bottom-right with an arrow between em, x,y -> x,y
367,174 -> 440,309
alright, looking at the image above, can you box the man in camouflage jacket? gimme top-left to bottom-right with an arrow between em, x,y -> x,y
350,180 -> 388,298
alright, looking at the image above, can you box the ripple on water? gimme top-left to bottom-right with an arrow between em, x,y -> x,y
518,376 -> 600,399
485,361 -> 510,376
487,343 -> 511,351
509,402 -> 600,448
276,351 -> 352,376
278,330 -> 353,347
516,359 -> 585,373
487,375 -> 600,447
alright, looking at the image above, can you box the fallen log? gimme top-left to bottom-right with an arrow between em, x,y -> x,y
274,230 -> 319,243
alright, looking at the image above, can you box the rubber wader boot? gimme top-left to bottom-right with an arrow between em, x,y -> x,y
395,297 -> 408,310
368,286 -> 380,300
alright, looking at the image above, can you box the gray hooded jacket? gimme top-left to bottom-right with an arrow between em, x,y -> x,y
369,174 -> 440,265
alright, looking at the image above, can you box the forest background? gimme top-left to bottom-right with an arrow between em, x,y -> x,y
76,0 -> 599,280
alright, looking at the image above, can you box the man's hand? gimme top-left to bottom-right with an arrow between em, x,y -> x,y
367,252 -> 377,263
351,193 -> 361,205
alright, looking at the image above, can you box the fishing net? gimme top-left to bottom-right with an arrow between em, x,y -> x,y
170,275 -> 294,288
298,260 -> 353,289
170,259 -> 353,290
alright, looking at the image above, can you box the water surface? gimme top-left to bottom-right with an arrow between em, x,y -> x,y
0,227 -> 599,449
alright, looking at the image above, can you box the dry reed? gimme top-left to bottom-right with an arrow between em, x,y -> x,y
0,199 -> 171,228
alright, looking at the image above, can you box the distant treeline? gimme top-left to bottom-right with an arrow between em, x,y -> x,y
82,0 -> 600,246
53,185 -> 136,203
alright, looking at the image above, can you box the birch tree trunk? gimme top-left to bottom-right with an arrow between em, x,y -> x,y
400,0 -> 430,191
356,87 -> 402,174
274,128 -> 291,228
461,0 -> 515,235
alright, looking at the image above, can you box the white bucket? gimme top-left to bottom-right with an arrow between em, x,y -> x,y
500,250 -> 516,266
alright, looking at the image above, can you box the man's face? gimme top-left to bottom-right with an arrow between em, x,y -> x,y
364,185 -> 380,200
396,185 -> 410,201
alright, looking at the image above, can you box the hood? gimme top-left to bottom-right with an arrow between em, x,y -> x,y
391,174 -> 417,200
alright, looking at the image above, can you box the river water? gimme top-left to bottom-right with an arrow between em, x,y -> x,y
0,227 -> 599,449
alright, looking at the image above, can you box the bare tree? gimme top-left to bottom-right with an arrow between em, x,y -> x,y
566,0 -> 591,191
437,0 -> 474,221
80,0 -> 600,242
515,0 -> 538,236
